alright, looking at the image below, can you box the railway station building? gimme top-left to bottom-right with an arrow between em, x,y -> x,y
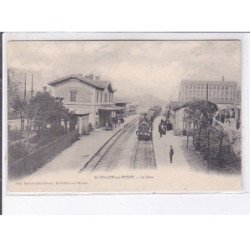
168,101 -> 192,135
48,73 -> 123,135
114,98 -> 139,118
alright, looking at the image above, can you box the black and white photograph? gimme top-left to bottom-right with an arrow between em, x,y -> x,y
4,36 -> 242,193
2,0 -> 250,248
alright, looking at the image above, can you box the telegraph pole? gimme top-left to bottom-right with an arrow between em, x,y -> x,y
24,73 -> 27,102
31,74 -> 34,98
21,73 -> 27,130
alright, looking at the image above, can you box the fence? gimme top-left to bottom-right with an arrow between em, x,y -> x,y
9,129 -> 79,178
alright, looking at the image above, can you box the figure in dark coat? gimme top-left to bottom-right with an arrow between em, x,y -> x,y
236,119 -> 240,130
169,145 -> 174,163
158,123 -> 163,137
221,114 -> 225,124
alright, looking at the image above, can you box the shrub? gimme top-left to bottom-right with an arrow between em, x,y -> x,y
8,142 -> 28,164
36,126 -> 67,146
193,126 -> 241,172
9,129 -> 23,141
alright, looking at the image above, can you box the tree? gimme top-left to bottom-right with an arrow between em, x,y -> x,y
185,100 -> 218,150
185,100 -> 240,172
28,91 -> 71,137
183,110 -> 193,148
8,69 -> 23,111
12,95 -> 26,130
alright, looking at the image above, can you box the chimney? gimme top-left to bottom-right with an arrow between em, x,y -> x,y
222,76 -> 224,82
86,73 -> 94,80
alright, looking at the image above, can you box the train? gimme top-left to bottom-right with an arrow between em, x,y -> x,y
136,105 -> 162,141
148,106 -> 162,120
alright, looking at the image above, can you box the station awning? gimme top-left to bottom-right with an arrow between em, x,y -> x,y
99,106 -> 125,111
218,104 -> 241,110
69,108 -> 90,116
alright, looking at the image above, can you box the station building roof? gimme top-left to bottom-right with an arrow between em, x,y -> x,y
48,74 -> 115,92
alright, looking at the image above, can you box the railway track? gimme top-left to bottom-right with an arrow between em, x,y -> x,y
132,139 -> 157,169
79,117 -> 139,172
79,116 -> 157,173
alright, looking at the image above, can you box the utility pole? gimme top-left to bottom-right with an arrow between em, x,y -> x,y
186,109 -> 191,149
21,73 -> 27,131
31,74 -> 34,98
24,73 -> 27,102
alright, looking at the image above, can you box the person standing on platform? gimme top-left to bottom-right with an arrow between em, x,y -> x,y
236,119 -> 240,130
158,123 -> 163,138
169,145 -> 174,163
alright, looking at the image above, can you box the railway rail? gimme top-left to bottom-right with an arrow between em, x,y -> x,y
79,114 -> 157,173
79,117 -> 139,172
132,139 -> 157,169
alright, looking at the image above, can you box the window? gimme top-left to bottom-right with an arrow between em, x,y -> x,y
96,90 -> 99,103
70,90 -> 77,102
104,93 -> 108,103
100,91 -> 103,103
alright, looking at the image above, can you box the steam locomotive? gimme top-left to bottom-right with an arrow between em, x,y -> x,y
136,106 -> 162,141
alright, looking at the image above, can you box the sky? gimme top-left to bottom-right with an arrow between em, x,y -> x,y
7,40 -> 241,101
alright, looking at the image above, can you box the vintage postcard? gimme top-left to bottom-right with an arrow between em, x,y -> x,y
3,34 -> 242,193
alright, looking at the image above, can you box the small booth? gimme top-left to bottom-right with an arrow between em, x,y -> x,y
98,105 -> 125,127
115,102 -> 127,118
77,113 -> 90,135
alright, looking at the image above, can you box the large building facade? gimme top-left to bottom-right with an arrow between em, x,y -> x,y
48,74 -> 122,134
179,78 -> 238,104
